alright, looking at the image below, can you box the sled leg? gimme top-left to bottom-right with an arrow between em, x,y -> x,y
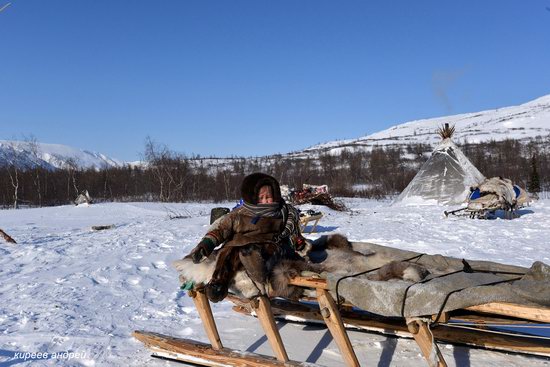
406,318 -> 447,367
189,290 -> 223,350
310,218 -> 320,233
316,288 -> 360,367
251,296 -> 289,362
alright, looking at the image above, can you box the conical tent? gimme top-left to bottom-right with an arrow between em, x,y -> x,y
393,136 -> 485,206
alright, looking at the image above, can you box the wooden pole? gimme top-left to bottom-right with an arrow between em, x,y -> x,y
0,229 -> 16,244
189,290 -> 223,350
465,302 -> 550,323
133,331 -> 307,366
406,318 -> 447,367
316,288 -> 360,367
251,296 -> 289,362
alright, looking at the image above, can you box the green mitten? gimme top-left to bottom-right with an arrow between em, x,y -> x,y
180,280 -> 195,291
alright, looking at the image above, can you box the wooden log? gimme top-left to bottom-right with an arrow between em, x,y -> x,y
316,288 -> 360,367
251,296 -> 289,362
91,225 -> 114,231
132,331 -> 308,366
465,302 -> 550,323
189,290 -> 223,350
406,318 -> 447,367
0,229 -> 16,244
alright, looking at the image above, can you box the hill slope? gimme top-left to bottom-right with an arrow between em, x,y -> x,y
294,94 -> 550,158
0,140 -> 123,170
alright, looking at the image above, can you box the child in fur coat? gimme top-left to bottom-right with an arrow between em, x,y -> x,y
186,172 -> 307,302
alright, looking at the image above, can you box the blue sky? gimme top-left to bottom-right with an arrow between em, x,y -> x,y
1,1 -> 549,161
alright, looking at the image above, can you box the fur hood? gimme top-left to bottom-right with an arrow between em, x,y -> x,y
241,172 -> 282,205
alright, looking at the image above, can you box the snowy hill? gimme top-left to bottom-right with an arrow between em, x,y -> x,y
2,94 -> 549,171
0,140 -> 123,170
293,94 -> 550,158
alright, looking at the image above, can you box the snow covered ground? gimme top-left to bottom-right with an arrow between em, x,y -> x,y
1,199 -> 549,366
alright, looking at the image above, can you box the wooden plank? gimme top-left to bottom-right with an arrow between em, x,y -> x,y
133,331 -> 308,366
230,297 -> 550,356
465,302 -> 550,323
288,276 -> 328,290
406,319 -> 447,367
432,312 -> 450,323
251,296 -> 289,362
190,290 -> 223,350
316,288 -> 360,367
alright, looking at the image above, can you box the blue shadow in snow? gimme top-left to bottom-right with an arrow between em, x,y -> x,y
0,349 -> 53,366
484,208 -> 534,219
452,345 -> 471,367
246,321 -> 287,353
305,329 -> 333,363
377,334 -> 398,367
302,225 -> 339,234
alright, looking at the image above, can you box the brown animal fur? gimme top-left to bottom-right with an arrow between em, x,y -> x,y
367,261 -> 430,282
268,260 -> 323,300
174,233 -> 431,302
324,233 -> 352,250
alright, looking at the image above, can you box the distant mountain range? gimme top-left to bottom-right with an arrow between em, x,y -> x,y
2,94 -> 549,170
0,140 -> 123,170
291,94 -> 550,159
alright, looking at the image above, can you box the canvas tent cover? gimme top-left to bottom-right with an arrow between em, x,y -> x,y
394,139 -> 485,206
328,242 -> 550,318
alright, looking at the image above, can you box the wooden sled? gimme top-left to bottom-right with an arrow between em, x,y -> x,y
299,212 -> 323,233
134,276 -> 550,366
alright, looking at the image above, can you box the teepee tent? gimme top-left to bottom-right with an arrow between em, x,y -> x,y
394,124 -> 485,206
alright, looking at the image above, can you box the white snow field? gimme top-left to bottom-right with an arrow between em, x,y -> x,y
1,200 -> 549,366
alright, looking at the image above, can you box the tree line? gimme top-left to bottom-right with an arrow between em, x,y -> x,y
1,136 -> 548,208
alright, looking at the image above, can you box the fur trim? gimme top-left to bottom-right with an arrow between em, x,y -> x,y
173,256 -> 216,285
241,172 -> 282,205
324,234 -> 353,250
367,261 -> 430,282
268,259 -> 323,300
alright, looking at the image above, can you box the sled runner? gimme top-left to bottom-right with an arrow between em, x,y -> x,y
134,242 -> 550,366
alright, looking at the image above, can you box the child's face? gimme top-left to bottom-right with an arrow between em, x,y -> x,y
258,185 -> 274,204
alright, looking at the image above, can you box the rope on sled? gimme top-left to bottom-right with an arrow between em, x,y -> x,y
431,275 -> 523,325
334,253 -> 425,307
399,259 -> 525,321
334,253 -> 526,319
